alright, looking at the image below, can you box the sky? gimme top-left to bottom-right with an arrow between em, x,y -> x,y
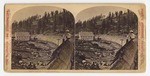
76,6 -> 127,22
12,6 -> 129,23
12,6 -> 64,22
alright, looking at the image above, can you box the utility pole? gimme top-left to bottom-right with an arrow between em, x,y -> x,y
120,39 -> 124,46
57,39 -> 60,45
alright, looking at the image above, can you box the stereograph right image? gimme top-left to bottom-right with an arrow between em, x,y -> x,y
74,6 -> 138,70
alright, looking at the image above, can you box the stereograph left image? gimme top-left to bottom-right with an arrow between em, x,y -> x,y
10,6 -> 75,70
4,4 -> 146,72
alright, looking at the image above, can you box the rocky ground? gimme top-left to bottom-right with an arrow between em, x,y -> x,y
75,39 -> 122,70
11,40 -> 58,69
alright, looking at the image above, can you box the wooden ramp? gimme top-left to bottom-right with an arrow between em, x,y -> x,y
111,40 -> 138,70
48,39 -> 74,70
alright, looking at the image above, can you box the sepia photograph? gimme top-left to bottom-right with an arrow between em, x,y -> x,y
11,6 -> 75,70
75,6 -> 138,70
4,4 -> 146,72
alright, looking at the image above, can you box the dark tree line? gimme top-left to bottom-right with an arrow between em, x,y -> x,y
75,9 -> 138,35
12,9 -> 138,35
12,9 -> 75,35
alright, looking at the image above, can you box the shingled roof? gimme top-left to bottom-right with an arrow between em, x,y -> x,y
79,31 -> 94,36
